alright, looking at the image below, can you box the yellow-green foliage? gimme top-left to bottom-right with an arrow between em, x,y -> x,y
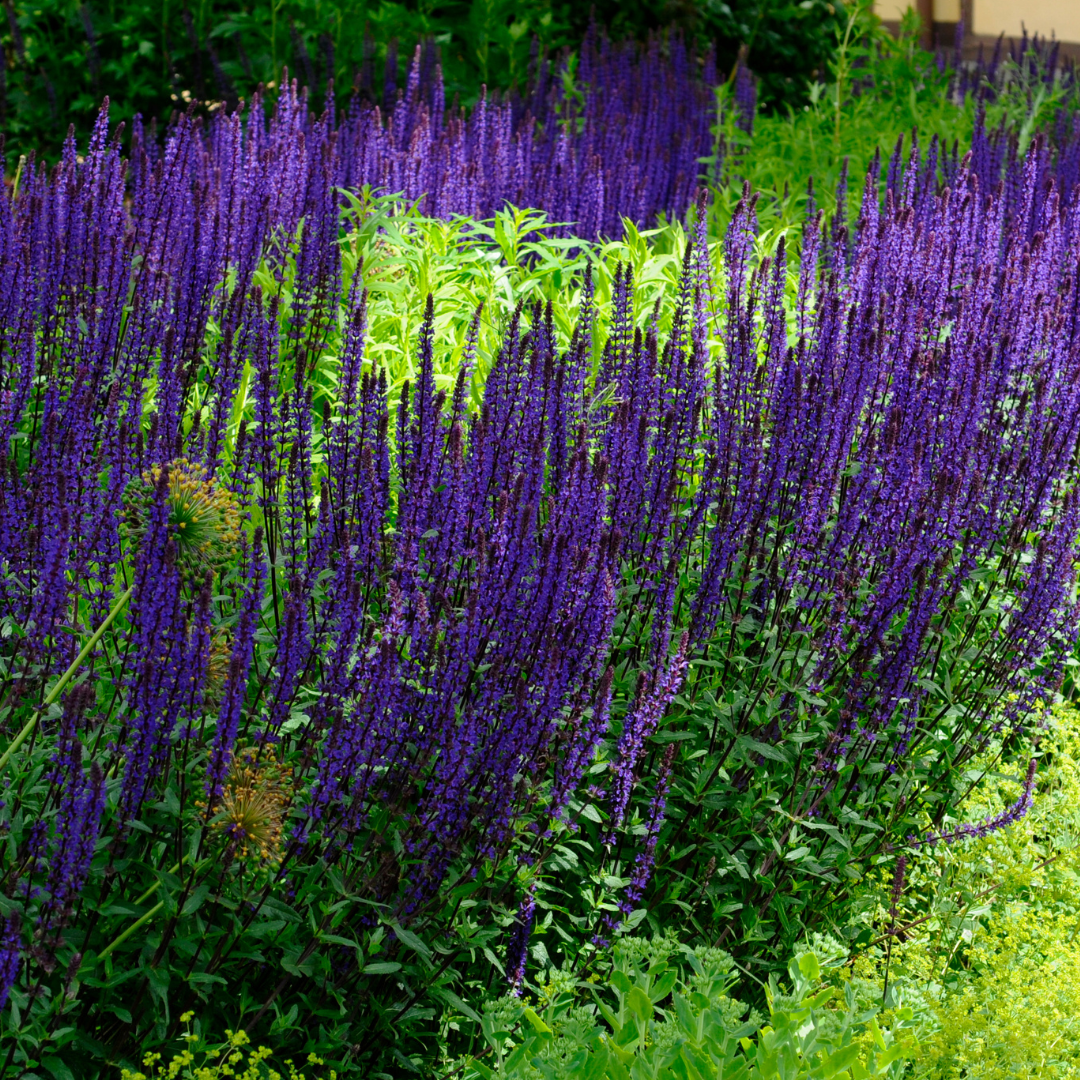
922,905 -> 1080,1077
844,704 -> 1080,1078
248,190 -> 713,417
120,1013 -> 337,1080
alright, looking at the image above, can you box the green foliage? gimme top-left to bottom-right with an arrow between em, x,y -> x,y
712,4 -> 1080,233
834,704 -> 1080,1077
572,0 -> 850,112
0,0 -> 887,166
0,0 -> 566,161
711,5 -> 955,230
698,0 -> 851,112
458,949 -> 917,1079
274,189 -> 700,409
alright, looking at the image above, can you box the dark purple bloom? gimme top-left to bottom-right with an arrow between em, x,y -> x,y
619,744 -> 675,919
917,760 -> 1038,847
610,634 -> 688,834
506,889 -> 536,992
0,913 -> 20,1011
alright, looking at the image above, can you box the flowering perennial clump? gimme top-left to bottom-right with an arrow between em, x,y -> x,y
76,27 -> 723,259
0,100 -> 1078,1071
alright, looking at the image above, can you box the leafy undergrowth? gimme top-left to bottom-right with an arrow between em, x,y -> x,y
835,703 -> 1080,1078
431,704 -> 1080,1079
331,192 -> 703,409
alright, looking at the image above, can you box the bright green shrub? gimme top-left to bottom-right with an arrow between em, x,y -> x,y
334,192 -> 703,407
839,704 -> 1080,1078
921,907 -> 1080,1078
460,949 -> 918,1079
913,705 -> 1080,1079
713,5 -> 1079,234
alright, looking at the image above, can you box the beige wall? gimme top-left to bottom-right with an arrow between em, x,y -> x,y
874,0 -> 1080,42
873,0 -> 959,20
972,0 -> 1080,42
873,0 -> 915,21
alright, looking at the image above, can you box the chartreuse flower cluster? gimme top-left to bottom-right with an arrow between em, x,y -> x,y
836,704 -> 1080,1078
120,1012 -> 336,1080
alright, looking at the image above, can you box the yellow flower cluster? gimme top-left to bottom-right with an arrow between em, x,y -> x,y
120,1016 -> 337,1080
922,905 -> 1080,1077
913,705 -> 1080,1078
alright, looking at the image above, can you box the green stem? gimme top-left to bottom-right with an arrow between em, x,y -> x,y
0,584 -> 134,776
89,901 -> 165,968
85,856 -> 209,970
12,155 -> 26,200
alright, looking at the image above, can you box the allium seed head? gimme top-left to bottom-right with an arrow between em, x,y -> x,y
123,458 -> 242,580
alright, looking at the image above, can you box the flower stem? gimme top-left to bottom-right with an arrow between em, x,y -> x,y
85,855 -> 211,970
0,584 -> 134,776
89,900 -> 165,967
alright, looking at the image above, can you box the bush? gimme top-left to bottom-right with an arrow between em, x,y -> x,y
462,948 -> 917,1079
838,704 -> 1080,1078
0,0 -> 568,161
2,97 -> 1080,1075
0,0 -> 862,162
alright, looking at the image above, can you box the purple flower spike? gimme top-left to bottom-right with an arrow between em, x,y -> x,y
506,889 -> 536,993
0,913 -> 20,1012
917,760 -> 1038,847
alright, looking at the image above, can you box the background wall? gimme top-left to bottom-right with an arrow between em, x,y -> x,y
874,0 -> 1080,51
971,0 -> 1080,41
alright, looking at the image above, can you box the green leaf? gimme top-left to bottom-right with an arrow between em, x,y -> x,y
797,950 -> 821,982
144,965 -> 170,1011
806,985 -> 835,1010
186,972 -> 227,987
40,1057 -> 75,1080
181,885 -> 210,916
626,985 -> 653,1023
739,738 -> 790,763
649,968 -> 680,1003
321,933 -> 361,949
431,986 -> 482,1024
522,1007 -> 552,1034
821,1043 -> 863,1077
389,922 -> 432,961
877,1040 -> 916,1067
